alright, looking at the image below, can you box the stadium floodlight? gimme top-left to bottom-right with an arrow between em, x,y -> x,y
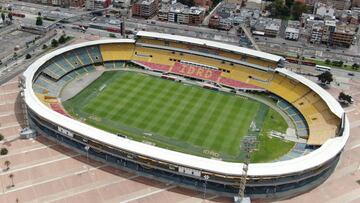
235,121 -> 258,203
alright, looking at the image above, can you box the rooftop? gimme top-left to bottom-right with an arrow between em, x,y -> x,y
285,27 -> 300,34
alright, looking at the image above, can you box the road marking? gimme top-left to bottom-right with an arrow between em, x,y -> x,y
2,143 -> 59,158
46,174 -> 140,203
4,163 -> 106,194
0,90 -> 20,96
0,123 -> 21,130
1,153 -> 80,176
119,185 -> 177,203
351,143 -> 360,150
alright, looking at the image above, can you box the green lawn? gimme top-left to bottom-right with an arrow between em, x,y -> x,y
63,71 -> 294,163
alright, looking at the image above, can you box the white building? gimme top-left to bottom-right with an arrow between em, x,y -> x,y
316,3 -> 335,18
113,0 -> 131,8
310,25 -> 323,44
285,27 -> 300,41
85,0 -> 95,10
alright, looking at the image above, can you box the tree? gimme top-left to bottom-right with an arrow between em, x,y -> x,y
58,35 -> 66,44
266,0 -> 290,18
1,13 -> 5,23
25,53 -> 31,59
42,44 -> 48,49
109,33 -> 116,38
292,2 -> 308,20
332,60 -> 344,67
338,61 -> 344,67
338,92 -> 353,105
285,0 -> 294,8
325,59 -> 331,65
352,63 -> 359,70
0,147 -> 8,155
36,16 -> 43,26
9,173 -> 14,187
0,133 -> 3,141
51,39 -> 58,47
38,12 -> 41,16
4,160 -> 10,171
317,71 -> 333,85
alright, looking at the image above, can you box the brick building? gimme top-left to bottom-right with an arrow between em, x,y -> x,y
132,0 -> 159,18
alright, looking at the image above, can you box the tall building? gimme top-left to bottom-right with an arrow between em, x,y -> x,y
316,3 -> 335,17
132,0 -> 159,18
331,25 -> 356,47
158,3 -> 205,25
85,0 -> 95,10
321,20 -> 336,44
310,26 -> 323,44
317,0 -> 351,10
285,27 -> 300,41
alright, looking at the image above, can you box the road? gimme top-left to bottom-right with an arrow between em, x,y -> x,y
256,35 -> 360,64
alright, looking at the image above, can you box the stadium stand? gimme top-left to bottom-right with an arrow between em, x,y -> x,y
137,34 -> 280,69
135,61 -> 171,72
73,47 -> 94,64
218,77 -> 264,90
50,102 -> 69,117
87,46 -> 103,63
100,43 -> 134,61
277,100 -> 309,137
33,65 -> 96,97
132,46 -> 175,66
103,61 -> 115,69
171,62 -> 221,81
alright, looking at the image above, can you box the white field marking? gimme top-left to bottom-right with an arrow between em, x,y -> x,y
119,185 -> 177,203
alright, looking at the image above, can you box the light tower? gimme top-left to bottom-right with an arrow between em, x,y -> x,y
234,121 -> 258,203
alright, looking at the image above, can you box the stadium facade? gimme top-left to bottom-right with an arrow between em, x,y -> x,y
21,32 -> 350,200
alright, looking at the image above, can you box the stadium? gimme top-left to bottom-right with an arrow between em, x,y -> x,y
20,31 -> 350,200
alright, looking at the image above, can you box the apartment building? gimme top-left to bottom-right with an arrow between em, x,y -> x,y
158,3 -> 205,25
132,0 -> 159,18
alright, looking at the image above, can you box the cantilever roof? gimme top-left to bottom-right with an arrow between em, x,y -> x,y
136,31 -> 284,63
23,39 -> 349,177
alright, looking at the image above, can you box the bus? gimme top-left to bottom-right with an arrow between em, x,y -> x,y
315,65 -> 331,72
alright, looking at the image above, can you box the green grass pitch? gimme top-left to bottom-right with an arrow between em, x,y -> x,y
63,71 -> 294,163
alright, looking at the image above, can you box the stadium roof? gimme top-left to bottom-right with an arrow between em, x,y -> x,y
136,31 -> 284,63
23,39 -> 349,177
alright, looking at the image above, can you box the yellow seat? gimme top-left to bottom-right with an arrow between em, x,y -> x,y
100,43 -> 134,61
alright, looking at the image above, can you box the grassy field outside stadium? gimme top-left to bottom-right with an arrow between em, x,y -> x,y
63,71 -> 294,163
